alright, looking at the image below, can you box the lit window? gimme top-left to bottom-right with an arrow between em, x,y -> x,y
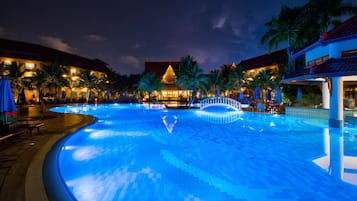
4,60 -> 12,65
25,63 -> 36,69
71,68 -> 77,75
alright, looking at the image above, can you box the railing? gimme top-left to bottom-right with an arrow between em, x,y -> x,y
200,97 -> 241,111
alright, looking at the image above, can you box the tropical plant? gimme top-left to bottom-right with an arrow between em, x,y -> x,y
0,62 -> 6,76
208,69 -> 222,96
41,60 -> 69,99
228,65 -> 246,91
304,0 -> 357,33
79,69 -> 99,100
138,72 -> 163,105
177,55 -> 208,106
5,62 -> 28,103
261,5 -> 304,72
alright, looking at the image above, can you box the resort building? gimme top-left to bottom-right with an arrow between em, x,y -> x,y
0,38 -> 110,103
144,61 -> 191,104
237,48 -> 286,79
283,15 -> 357,128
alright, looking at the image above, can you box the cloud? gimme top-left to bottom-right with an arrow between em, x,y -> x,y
0,26 -> 7,36
212,16 -> 227,29
120,55 -> 141,68
39,36 -> 76,53
84,34 -> 106,41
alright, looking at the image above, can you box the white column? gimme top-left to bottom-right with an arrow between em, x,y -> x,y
322,80 -> 330,109
329,77 -> 344,128
328,128 -> 344,180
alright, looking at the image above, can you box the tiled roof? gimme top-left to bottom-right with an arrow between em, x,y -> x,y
238,48 -> 286,70
283,57 -> 357,81
0,38 -> 109,72
293,15 -> 357,56
322,15 -> 357,42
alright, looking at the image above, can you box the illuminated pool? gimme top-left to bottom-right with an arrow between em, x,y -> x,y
49,104 -> 357,201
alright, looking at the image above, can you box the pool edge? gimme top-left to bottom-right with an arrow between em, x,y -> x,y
25,113 -> 96,201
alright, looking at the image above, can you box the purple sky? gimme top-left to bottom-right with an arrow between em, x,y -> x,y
0,0 -> 333,74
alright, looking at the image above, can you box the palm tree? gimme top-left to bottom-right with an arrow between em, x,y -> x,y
252,69 -> 278,102
138,72 -> 163,105
304,0 -> 357,33
228,65 -> 246,92
177,55 -> 208,106
0,62 -> 6,76
41,60 -> 69,99
5,62 -> 27,103
208,69 -> 222,97
33,68 -> 47,102
261,5 -> 304,73
80,69 -> 99,101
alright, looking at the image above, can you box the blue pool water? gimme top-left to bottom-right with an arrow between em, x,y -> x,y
50,104 -> 357,201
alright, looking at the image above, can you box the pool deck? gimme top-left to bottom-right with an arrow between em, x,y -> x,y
0,104 -> 95,201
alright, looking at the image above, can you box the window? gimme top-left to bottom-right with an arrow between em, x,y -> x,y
342,49 -> 357,57
307,55 -> 329,67
25,63 -> 36,70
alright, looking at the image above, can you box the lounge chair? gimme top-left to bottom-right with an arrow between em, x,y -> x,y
17,117 -> 45,135
0,122 -> 26,141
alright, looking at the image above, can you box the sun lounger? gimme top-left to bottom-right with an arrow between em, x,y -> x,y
0,123 -> 26,141
22,122 -> 45,135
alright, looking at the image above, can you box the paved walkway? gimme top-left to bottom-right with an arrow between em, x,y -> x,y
0,104 -> 95,201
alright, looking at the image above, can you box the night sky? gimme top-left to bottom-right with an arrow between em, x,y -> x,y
0,0 -> 330,75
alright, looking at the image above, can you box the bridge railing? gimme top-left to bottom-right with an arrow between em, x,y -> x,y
200,97 -> 241,111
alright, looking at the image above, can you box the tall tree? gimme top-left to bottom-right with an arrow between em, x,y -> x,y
177,55 -> 208,106
41,60 -> 69,99
5,62 -> 28,103
138,72 -> 163,105
228,65 -> 246,91
304,0 -> 357,33
261,5 -> 304,73
208,69 -> 222,96
80,69 -> 99,101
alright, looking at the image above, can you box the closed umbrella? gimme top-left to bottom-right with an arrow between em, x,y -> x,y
275,87 -> 282,103
89,91 -> 94,99
216,90 -> 220,97
265,89 -> 271,101
39,90 -> 44,100
0,77 -> 16,122
239,91 -> 244,100
297,88 -> 302,101
107,89 -> 111,97
254,86 -> 260,101
61,91 -> 66,99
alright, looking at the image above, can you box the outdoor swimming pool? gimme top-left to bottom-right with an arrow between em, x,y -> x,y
49,104 -> 357,201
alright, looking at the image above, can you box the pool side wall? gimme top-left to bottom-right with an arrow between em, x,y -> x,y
285,106 -> 357,125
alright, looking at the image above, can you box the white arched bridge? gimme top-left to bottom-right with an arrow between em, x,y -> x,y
200,97 -> 241,111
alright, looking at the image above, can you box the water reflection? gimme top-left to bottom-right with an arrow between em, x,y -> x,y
312,128 -> 357,186
196,110 -> 242,124
161,114 -> 178,134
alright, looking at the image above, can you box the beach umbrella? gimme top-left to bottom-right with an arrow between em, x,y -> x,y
0,76 -> 16,122
19,88 -> 26,104
216,90 -> 220,97
61,91 -> 66,99
297,88 -> 302,101
89,91 -> 94,99
107,89 -> 111,97
39,90 -> 44,100
265,89 -> 271,101
275,86 -> 282,103
123,91 -> 127,97
239,91 -> 244,100
199,91 -> 202,99
253,86 -> 260,101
